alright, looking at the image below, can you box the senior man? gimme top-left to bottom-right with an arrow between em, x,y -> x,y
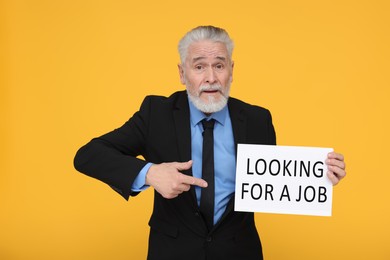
74,25 -> 346,260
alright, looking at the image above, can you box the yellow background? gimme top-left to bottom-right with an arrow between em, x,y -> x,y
1,0 -> 389,259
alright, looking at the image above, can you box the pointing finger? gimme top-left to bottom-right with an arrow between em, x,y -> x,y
181,175 -> 208,188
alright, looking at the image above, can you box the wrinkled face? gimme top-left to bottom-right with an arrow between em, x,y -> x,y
178,40 -> 234,114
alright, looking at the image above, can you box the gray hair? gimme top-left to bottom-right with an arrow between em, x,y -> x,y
178,25 -> 234,64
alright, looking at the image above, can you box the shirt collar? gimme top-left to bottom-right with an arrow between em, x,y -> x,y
188,98 -> 228,127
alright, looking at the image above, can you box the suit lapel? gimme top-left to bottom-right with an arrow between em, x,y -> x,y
172,92 -> 192,163
229,98 -> 247,147
212,99 -> 247,230
171,92 -> 209,234
172,92 -> 199,203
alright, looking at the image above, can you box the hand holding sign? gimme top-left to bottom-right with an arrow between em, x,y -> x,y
326,152 -> 347,185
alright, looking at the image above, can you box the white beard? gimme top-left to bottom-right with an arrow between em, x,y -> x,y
186,84 -> 230,114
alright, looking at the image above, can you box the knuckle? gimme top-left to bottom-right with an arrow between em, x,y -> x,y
171,182 -> 179,190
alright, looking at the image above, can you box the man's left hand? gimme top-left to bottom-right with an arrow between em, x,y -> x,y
326,152 -> 346,185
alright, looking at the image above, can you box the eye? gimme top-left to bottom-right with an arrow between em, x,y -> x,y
215,64 -> 224,70
195,64 -> 203,70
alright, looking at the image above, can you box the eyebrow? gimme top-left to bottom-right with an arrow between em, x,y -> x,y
191,56 -> 227,63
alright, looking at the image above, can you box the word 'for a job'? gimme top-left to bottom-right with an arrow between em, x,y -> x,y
241,158 -> 328,203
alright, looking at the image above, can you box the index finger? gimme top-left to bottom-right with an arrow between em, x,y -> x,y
181,175 -> 208,188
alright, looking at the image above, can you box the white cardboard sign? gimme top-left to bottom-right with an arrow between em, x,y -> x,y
234,144 -> 333,216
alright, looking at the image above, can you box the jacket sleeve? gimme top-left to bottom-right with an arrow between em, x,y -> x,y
73,96 -> 153,200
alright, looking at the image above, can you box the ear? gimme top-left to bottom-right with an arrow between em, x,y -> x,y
230,60 -> 234,83
178,64 -> 185,85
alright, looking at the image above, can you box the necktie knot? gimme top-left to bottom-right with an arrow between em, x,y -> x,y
202,118 -> 215,130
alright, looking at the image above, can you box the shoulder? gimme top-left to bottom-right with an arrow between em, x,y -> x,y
136,91 -> 188,121
228,96 -> 271,117
143,90 -> 186,103
141,91 -> 187,108
228,96 -> 276,145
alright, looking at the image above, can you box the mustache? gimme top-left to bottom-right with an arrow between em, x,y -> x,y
199,84 -> 222,92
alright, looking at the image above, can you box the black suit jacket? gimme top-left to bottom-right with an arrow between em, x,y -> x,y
74,91 -> 276,260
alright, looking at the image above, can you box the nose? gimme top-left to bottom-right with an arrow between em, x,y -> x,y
205,67 -> 217,84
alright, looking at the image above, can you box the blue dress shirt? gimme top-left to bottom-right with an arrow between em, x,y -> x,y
132,100 -> 236,225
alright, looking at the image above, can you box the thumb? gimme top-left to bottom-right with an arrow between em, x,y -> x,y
176,160 -> 193,171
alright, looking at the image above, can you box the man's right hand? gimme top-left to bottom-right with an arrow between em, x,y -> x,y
145,160 -> 207,199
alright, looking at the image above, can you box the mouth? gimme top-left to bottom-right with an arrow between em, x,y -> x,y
202,90 -> 219,94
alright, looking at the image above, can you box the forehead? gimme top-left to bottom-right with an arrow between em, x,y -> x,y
186,40 -> 229,63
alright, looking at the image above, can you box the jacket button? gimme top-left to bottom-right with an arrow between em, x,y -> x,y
194,211 -> 200,217
206,236 -> 212,242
